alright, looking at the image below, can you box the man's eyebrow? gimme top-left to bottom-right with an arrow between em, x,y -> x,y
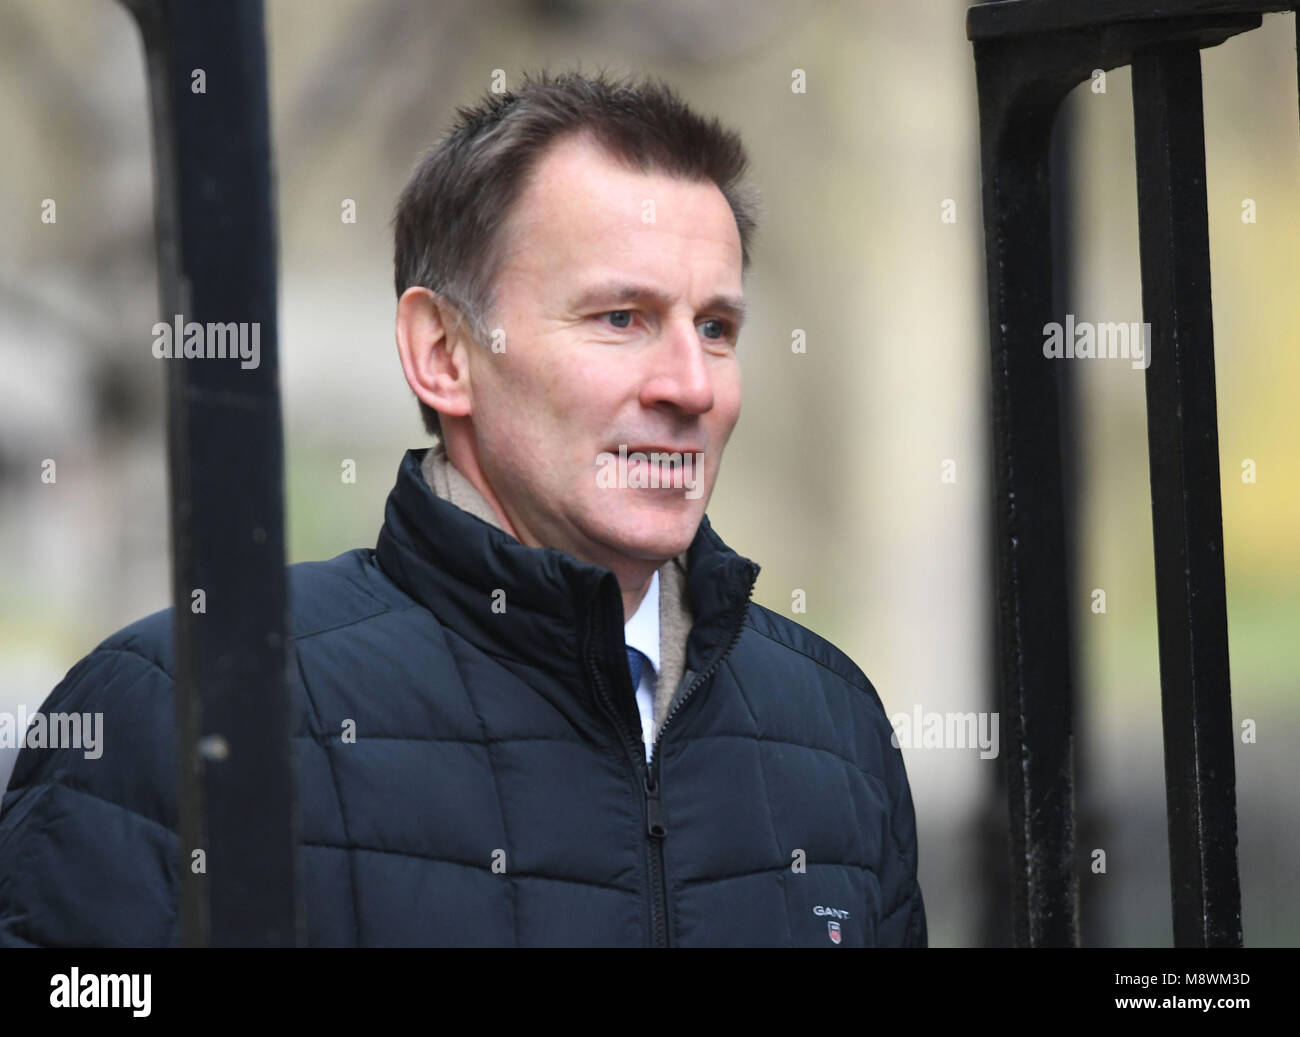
569,281 -> 747,327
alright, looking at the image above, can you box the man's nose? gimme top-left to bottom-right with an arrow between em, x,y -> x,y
640,318 -> 715,414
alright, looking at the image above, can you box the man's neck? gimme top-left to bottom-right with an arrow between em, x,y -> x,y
620,572 -> 653,624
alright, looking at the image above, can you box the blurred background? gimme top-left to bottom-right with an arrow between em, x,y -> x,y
0,0 -> 1296,946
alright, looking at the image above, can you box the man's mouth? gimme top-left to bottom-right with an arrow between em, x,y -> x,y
594,445 -> 709,499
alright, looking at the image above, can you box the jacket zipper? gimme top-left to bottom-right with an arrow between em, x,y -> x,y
585,594 -> 668,945
587,561 -> 758,947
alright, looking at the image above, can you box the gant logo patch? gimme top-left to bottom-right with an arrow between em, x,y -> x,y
813,905 -> 849,945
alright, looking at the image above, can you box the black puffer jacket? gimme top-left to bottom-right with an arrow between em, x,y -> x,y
0,448 -> 926,947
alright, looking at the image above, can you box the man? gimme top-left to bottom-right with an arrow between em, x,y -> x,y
0,69 -> 926,947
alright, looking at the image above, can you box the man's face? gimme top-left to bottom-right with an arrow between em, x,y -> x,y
458,133 -> 745,573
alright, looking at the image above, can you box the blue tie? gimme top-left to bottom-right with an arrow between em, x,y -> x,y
626,646 -> 648,690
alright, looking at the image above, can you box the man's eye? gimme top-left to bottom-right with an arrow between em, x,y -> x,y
602,310 -> 634,329
699,319 -> 732,341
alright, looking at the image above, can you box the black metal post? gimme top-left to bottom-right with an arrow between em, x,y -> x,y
118,0 -> 300,947
972,33 -> 1081,948
1131,43 -> 1242,947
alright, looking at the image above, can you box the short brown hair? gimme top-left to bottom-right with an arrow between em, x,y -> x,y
391,67 -> 762,438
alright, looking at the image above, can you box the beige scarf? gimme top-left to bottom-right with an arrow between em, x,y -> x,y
420,442 -> 694,741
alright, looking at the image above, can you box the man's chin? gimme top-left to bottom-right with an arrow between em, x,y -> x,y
593,502 -> 703,562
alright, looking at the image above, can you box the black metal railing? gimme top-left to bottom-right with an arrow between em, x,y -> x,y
117,0 -> 299,947
968,0 -> 1296,947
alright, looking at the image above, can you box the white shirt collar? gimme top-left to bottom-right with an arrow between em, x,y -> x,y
623,569 -> 660,674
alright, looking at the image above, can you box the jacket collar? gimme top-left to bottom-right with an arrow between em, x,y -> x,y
374,447 -> 760,696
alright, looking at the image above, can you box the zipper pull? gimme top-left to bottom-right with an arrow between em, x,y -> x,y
644,772 -> 667,838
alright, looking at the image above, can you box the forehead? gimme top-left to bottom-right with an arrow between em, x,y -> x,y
499,133 -> 743,285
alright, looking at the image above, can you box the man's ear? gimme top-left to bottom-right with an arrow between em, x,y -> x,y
395,287 -> 474,421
